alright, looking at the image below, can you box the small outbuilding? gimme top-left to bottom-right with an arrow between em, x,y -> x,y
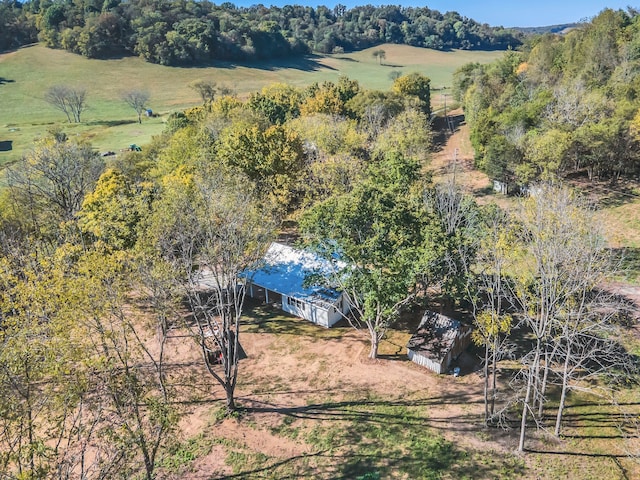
243,242 -> 350,328
406,310 -> 473,374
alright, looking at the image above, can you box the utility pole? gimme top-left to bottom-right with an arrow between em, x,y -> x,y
452,147 -> 459,184
442,93 -> 454,132
443,93 -> 449,122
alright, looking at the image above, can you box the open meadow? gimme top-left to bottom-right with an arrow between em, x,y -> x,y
0,43 -> 503,166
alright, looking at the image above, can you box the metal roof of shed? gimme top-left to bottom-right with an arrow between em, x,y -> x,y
406,310 -> 469,362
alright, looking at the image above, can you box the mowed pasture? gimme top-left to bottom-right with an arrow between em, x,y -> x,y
0,43 -> 504,165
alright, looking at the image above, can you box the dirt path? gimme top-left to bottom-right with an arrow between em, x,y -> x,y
430,109 -> 491,196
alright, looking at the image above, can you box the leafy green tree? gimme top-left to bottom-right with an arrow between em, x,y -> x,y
77,12 -> 127,57
78,168 -> 152,250
372,108 -> 431,163
216,122 -> 305,211
392,72 -> 431,116
287,113 -> 365,156
0,251 -> 89,479
372,48 -> 386,64
247,83 -> 304,124
301,153 -> 444,358
300,81 -> 345,116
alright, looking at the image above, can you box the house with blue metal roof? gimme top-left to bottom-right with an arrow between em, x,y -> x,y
244,242 -> 350,328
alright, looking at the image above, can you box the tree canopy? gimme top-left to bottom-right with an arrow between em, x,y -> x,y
455,8 -> 640,185
0,1 -> 521,64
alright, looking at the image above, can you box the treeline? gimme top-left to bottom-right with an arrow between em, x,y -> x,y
454,8 -> 640,186
0,0 -> 521,65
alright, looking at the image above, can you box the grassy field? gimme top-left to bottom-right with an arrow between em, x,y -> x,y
0,43 -> 504,165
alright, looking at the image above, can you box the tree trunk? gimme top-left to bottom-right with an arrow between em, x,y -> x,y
490,340 -> 498,417
226,388 -> 236,413
368,326 -> 379,359
555,346 -> 572,437
519,347 -> 540,453
538,350 -> 550,419
518,369 -> 533,453
483,342 -> 490,423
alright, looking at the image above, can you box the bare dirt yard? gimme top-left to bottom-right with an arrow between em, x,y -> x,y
157,300 -> 639,480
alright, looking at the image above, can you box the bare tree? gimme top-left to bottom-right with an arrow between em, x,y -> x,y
511,184 -> 626,452
45,85 -> 88,123
6,137 -> 105,229
146,169 -> 275,413
470,207 -> 516,425
122,90 -> 150,124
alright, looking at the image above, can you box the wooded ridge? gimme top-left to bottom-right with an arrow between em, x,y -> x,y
0,0 -> 521,64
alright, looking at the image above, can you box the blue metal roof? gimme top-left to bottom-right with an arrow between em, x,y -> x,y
244,243 -> 343,305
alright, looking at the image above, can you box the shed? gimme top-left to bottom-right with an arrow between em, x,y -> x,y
406,310 -> 473,374
243,243 -> 350,328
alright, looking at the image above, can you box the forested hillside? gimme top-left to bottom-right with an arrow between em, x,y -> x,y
455,7 -> 640,187
0,0 -> 521,64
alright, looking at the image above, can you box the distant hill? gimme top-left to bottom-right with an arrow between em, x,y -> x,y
512,23 -> 580,35
0,1 -> 522,66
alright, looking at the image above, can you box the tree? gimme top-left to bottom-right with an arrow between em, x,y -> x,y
144,167 -> 275,413
123,90 -> 150,124
0,250 -> 88,479
301,153 -> 443,358
6,135 -> 105,232
346,90 -> 405,137
389,70 -> 403,81
247,83 -> 304,124
300,81 -> 346,116
468,205 -> 516,425
372,108 -> 431,163
75,250 -> 178,480
78,168 -> 151,250
392,72 -> 431,116
0,238 -> 178,480
372,48 -> 386,65
511,184 -> 625,452
190,79 -> 217,106
45,85 -> 88,123
216,123 -> 305,211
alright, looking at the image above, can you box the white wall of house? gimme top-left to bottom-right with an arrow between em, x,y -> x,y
282,295 -> 346,328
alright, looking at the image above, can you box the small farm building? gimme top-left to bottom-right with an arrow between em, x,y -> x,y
244,243 -> 350,328
406,310 -> 473,374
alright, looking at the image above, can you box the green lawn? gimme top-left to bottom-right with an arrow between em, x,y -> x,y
0,43 -> 505,165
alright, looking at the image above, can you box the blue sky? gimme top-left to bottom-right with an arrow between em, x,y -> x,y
232,1 -> 638,28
